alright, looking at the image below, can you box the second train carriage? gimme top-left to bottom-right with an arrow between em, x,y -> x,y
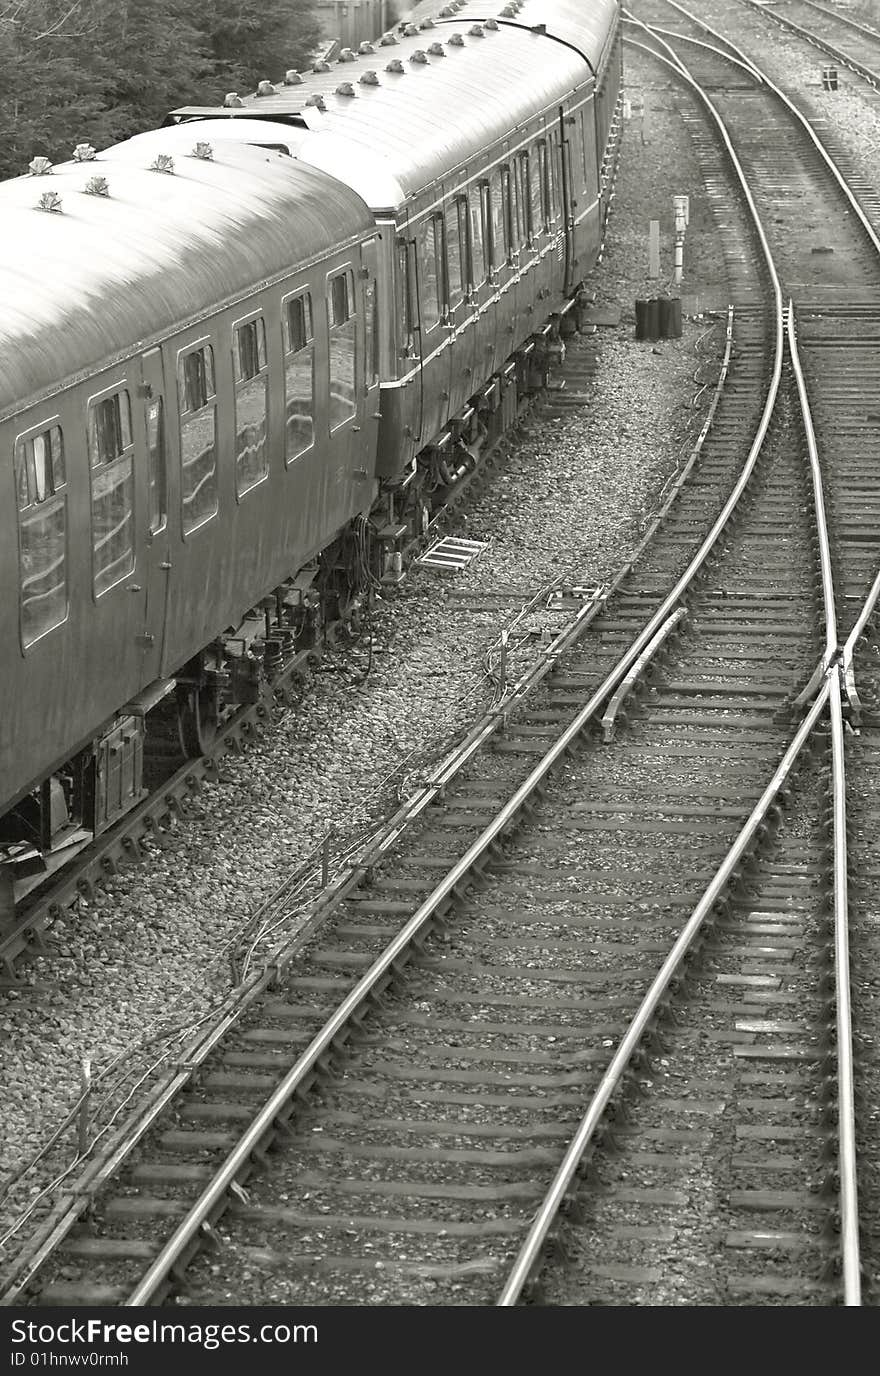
167,0 -> 623,498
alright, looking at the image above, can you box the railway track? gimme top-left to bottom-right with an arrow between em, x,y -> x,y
7,7 -> 880,1307
743,0 -> 880,89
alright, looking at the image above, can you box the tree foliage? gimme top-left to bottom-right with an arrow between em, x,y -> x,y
0,0 -> 322,179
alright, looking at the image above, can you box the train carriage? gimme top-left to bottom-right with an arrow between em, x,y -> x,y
167,0 -> 622,486
0,138 -> 379,889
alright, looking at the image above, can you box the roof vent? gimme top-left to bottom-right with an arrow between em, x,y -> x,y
191,141 -> 214,160
224,92 -> 244,107
359,69 -> 380,85
358,41 -> 375,54
312,59 -> 331,72
256,79 -> 276,96
448,32 -> 464,46
28,156 -> 53,175
84,175 -> 109,196
385,58 -> 405,73
409,49 -> 428,64
37,190 -> 62,212
338,47 -> 356,61
305,93 -> 327,109
284,69 -> 303,84
428,42 -> 446,56
379,33 -> 398,46
150,154 -> 175,174
72,143 -> 97,162
469,24 -> 485,37
335,81 -> 356,96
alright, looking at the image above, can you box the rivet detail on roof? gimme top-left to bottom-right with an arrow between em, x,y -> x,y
37,190 -> 62,213
336,81 -> 356,96
191,142 -> 214,160
359,70 -> 380,85
28,156 -> 53,176
409,49 -> 428,64
385,58 -> 405,73
427,42 -> 446,56
284,69 -> 303,84
256,80 -> 276,96
72,143 -> 97,162
149,154 -> 175,174
224,92 -> 244,107
84,176 -> 109,196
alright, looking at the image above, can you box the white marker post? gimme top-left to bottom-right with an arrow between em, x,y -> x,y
672,194 -> 689,285
648,219 -> 660,279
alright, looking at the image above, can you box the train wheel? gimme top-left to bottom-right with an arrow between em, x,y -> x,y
177,684 -> 219,758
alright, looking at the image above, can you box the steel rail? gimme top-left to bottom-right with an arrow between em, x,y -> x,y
785,302 -> 838,667
829,673 -> 862,1304
787,297 -> 861,1300
841,566 -> 880,721
497,684 -> 831,1304
600,606 -> 687,741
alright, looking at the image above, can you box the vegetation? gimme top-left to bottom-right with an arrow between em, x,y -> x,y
0,0 -> 322,179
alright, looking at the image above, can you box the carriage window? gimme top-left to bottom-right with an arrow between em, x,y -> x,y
580,107 -> 596,193
517,153 -> 533,245
88,390 -> 134,596
178,343 -> 218,533
397,240 -> 416,354
328,268 -> 357,429
416,216 -> 442,331
470,184 -> 487,287
15,423 -> 68,646
146,398 -> 166,535
491,167 -> 508,268
446,200 -> 464,309
502,164 -> 518,255
283,291 -> 315,462
233,316 -> 269,496
536,142 -> 550,230
364,276 -> 379,385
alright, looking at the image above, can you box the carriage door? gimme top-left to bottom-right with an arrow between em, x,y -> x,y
139,346 -> 171,682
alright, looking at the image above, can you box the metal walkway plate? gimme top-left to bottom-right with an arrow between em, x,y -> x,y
416,536 -> 489,571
